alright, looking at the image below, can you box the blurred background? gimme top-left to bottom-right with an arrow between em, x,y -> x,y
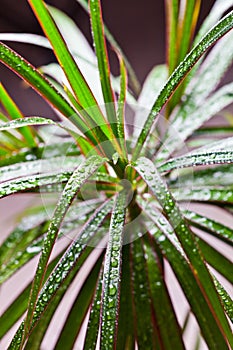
0,0 -> 215,117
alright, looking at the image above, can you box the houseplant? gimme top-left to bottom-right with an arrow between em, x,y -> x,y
0,0 -> 233,349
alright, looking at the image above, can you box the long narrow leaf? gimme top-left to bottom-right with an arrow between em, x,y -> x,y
0,43 -> 92,138
0,155 -> 79,181
143,235 -> 185,350
0,254 -> 62,339
194,125 -> 233,136
0,140 -> 80,168
26,257 -> 102,350
159,150 -> 233,173
89,0 -> 117,131
21,155 -> 106,345
133,157 -> 233,347
0,84 -> 36,147
140,207 -> 231,349
83,269 -> 103,350
76,0 -> 141,95
183,210 -> 233,244
131,231 -> 159,349
24,254 -> 102,349
165,0 -> 179,74
116,244 -> 134,350
170,164 -> 233,188
157,81 -> 233,161
132,10 -> 233,159
196,237 -> 233,283
10,197 -> 113,349
0,116 -> 55,131
173,186 -> 233,204
177,0 -> 201,63
28,0 -> 114,142
54,257 -> 102,350
166,0 -> 201,114
116,53 -> 127,159
0,32 -> 136,108
0,209 -> 48,266
0,172 -> 71,199
1,203 -> 96,283
100,191 -> 127,349
213,277 -> 233,322
194,0 -> 233,45
178,0 -> 233,99
0,116 -> 95,157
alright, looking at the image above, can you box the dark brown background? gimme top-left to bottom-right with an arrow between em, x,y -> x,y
0,0 -> 215,117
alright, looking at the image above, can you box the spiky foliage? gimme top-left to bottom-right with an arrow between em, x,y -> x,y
0,0 -> 233,349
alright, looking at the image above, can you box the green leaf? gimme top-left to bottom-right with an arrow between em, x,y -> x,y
40,256 -> 103,350
176,0 -> 201,63
0,167 -> 118,198
158,26 -> 233,161
159,150 -> 233,174
173,186 -> 233,204
10,197 -> 113,349
131,231 -> 159,349
47,5 -> 108,107
24,251 -> 98,350
157,81 -> 233,162
21,155 -> 106,345
196,237 -> 233,283
194,125 -> 233,136
133,157 -> 233,347
0,129 -> 25,150
0,140 -> 80,168
0,112 -> 34,152
28,0 -> 115,142
0,116 -> 95,157
0,32 -> 136,107
0,43 -> 92,138
0,209 -> 48,266
0,84 -> 37,147
183,210 -> 233,244
192,30 -> 233,101
0,116 -> 55,131
0,253 -> 62,339
76,0 -> 141,95
0,32 -> 136,110
83,269 -> 103,350
89,0 -> 117,131
1,226 -> 48,283
194,0 -> 233,46
116,53 -> 127,159
0,154 -> 79,181
132,10 -> 233,159
0,201 -> 97,283
213,277 -> 233,322
115,244 -> 134,350
143,235 -> 185,350
100,191 -> 127,349
166,0 -> 201,114
0,172 -> 72,199
180,0 -> 233,100
165,0 -> 179,74
170,164 -> 233,188
140,205 -> 231,349
47,5 -> 96,63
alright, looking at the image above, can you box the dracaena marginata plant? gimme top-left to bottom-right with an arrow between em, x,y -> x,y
0,0 -> 233,349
